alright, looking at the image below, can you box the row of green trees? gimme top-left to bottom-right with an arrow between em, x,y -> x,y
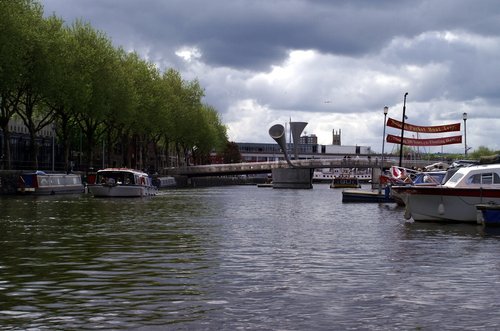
0,0 -> 229,171
398,145 -> 499,162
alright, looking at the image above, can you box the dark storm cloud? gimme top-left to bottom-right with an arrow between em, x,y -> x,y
40,0 -> 500,151
42,0 -> 500,71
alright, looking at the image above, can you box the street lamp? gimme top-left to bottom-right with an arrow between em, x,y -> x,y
398,92 -> 408,167
381,106 -> 389,170
463,112 -> 468,157
379,106 -> 389,194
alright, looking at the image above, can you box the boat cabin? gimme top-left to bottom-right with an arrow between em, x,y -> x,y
444,164 -> 500,188
94,168 -> 152,186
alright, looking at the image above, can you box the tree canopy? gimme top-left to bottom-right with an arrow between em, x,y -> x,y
0,0 -> 229,171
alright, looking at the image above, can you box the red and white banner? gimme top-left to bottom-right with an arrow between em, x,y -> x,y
386,134 -> 462,146
386,118 -> 461,133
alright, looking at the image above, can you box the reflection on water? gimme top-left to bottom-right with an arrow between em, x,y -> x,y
1,185 -> 499,330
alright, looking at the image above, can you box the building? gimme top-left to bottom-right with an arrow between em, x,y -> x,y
332,129 -> 341,145
0,118 -> 56,170
236,130 -> 372,163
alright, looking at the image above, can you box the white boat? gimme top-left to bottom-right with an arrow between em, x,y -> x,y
313,168 -> 371,183
17,171 -> 84,195
87,168 -> 157,197
330,176 -> 361,188
391,163 -> 500,223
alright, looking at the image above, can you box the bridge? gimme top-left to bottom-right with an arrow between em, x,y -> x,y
164,158 -> 432,177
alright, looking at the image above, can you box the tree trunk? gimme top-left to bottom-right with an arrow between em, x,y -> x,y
29,130 -> 39,170
0,124 -> 12,170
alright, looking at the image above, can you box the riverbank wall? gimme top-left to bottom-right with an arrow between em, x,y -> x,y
186,176 -> 266,187
0,171 -> 23,195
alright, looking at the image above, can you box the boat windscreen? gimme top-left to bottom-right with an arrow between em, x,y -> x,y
447,172 -> 464,184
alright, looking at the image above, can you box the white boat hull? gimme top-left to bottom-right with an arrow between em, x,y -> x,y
393,164 -> 500,223
403,188 -> 500,223
88,184 -> 157,197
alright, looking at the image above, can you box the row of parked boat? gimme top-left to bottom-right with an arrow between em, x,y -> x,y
380,157 -> 500,226
17,158 -> 500,225
17,168 -> 170,198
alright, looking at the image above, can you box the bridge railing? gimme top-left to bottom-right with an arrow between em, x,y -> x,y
164,158 -> 433,177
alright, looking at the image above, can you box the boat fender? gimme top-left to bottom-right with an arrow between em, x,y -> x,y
476,209 -> 484,225
404,207 -> 411,220
438,202 -> 445,215
403,196 -> 411,220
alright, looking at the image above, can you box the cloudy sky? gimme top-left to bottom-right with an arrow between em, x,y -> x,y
40,0 -> 500,154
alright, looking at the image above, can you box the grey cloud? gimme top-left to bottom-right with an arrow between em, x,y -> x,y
43,0 -> 500,71
40,0 -> 500,151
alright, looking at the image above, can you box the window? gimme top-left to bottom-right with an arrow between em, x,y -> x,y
467,174 -> 481,184
448,173 -> 463,184
482,173 -> 493,184
466,173 -> 500,185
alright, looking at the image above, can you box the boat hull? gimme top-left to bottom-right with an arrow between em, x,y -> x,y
17,173 -> 84,195
396,186 -> 500,223
476,204 -> 500,226
88,184 -> 157,197
18,185 -> 84,195
330,179 -> 361,189
390,183 -> 441,206
342,189 -> 394,203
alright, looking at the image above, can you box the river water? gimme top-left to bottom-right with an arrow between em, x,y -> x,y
0,184 -> 499,330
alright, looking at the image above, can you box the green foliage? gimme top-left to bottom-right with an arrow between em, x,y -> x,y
0,0 -> 228,169
221,142 -> 242,163
469,146 -> 499,160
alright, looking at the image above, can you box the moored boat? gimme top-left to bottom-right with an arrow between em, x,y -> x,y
330,176 -> 361,189
476,204 -> 500,226
87,168 -> 157,197
313,168 -> 372,183
17,171 -> 84,195
342,186 -> 394,203
389,169 -> 447,206
392,163 -> 500,223
330,168 -> 362,188
153,176 -> 177,189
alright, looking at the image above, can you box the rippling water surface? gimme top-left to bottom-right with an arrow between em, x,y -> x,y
1,184 -> 499,330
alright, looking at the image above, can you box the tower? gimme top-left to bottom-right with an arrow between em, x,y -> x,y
332,129 -> 341,146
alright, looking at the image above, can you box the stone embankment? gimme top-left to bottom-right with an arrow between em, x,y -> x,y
0,171 -> 23,195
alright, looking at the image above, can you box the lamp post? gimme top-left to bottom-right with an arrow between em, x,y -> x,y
381,106 -> 389,170
379,106 -> 389,194
463,112 -> 468,157
398,92 -> 408,167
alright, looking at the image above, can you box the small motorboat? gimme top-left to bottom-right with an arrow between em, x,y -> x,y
87,168 -> 157,197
